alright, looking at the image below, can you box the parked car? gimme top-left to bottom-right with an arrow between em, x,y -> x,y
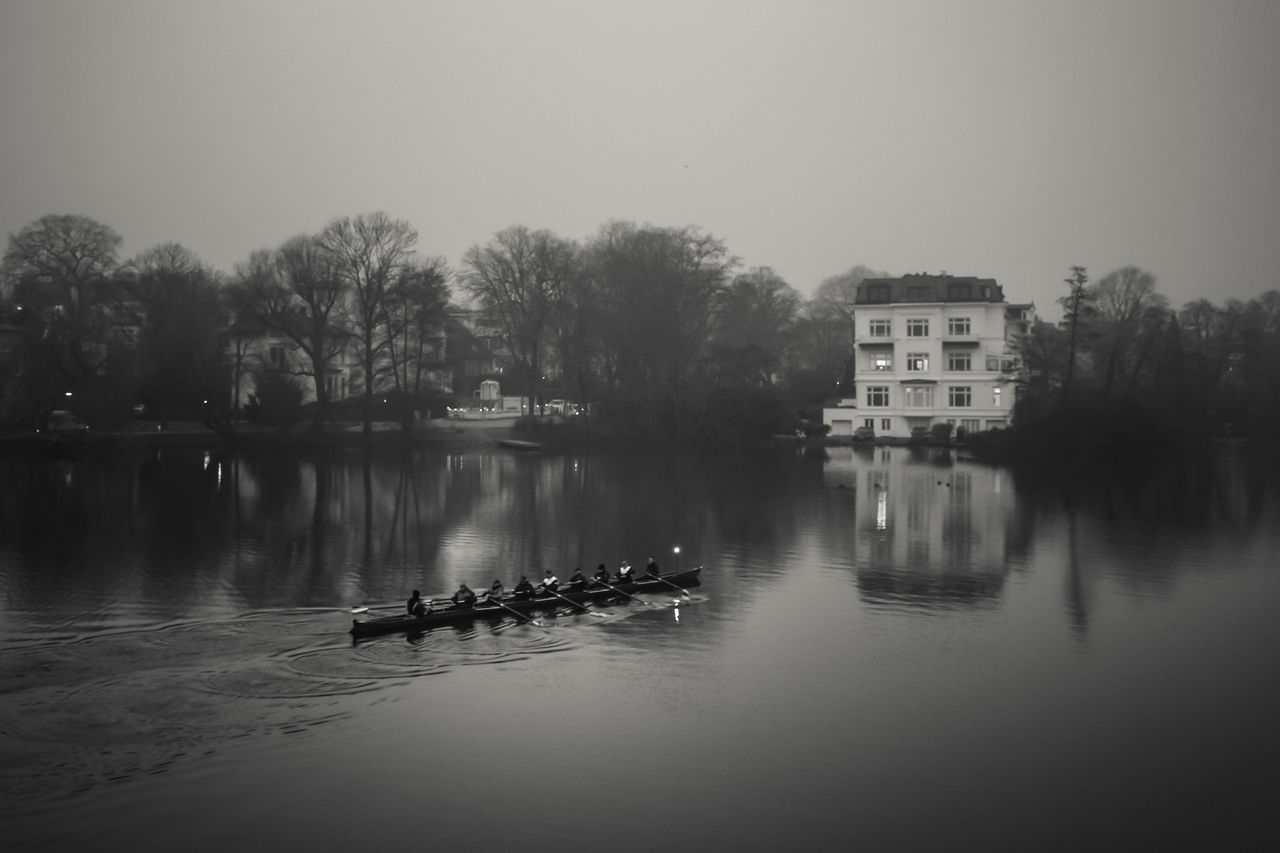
36,409 -> 90,435
852,425 -> 876,442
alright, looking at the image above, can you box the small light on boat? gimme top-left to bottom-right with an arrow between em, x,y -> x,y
674,605 -> 680,623
203,451 -> 211,470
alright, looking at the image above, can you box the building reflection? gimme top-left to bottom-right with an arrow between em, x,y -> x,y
825,445 -> 1012,610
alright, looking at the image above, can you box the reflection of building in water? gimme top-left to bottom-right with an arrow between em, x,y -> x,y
825,446 -> 1014,609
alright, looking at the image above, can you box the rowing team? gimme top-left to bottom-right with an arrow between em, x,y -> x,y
405,558 -> 662,617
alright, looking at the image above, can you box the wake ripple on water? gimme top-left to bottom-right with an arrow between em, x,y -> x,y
0,607 -> 580,815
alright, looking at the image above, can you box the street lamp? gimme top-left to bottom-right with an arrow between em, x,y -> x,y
673,545 -> 681,573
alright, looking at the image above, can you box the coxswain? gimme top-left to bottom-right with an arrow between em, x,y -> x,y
645,556 -> 660,577
451,582 -> 477,609
407,589 -> 429,617
617,561 -> 634,584
539,570 -> 559,594
568,567 -> 587,592
513,575 -> 536,600
485,578 -> 505,603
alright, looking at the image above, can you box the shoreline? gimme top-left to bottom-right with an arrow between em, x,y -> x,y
0,415 -> 526,454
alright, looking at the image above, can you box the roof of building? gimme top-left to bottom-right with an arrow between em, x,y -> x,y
856,274 -> 1004,304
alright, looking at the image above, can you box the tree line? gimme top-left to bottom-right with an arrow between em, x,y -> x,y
4,213 -> 1276,446
1009,265 -> 1280,451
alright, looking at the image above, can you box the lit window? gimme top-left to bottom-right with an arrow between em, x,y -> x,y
993,387 -> 1002,407
871,352 -> 893,371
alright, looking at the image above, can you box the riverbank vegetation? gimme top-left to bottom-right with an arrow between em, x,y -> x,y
3,214 -> 1277,451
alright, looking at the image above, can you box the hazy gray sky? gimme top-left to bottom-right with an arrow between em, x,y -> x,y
3,0 -> 1278,316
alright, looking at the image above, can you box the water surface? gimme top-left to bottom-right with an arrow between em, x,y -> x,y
1,442 -> 1277,850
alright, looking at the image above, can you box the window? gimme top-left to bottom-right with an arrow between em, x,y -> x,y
906,285 -> 931,301
863,418 -> 875,429
325,374 -> 345,399
906,319 -> 929,337
866,386 -> 889,407
948,386 -> 972,408
985,355 -> 1001,371
947,351 -> 970,371
865,284 -> 891,303
947,317 -> 970,336
906,353 -> 928,371
992,386 -> 1002,407
870,352 -> 893,371
868,319 -> 891,337
269,345 -> 286,368
903,386 -> 933,408
947,282 -> 972,300
961,418 -> 980,433
881,418 -> 891,431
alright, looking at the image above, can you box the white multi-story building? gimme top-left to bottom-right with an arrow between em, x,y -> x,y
823,274 -> 1033,440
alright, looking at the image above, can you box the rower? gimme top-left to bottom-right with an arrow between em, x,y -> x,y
617,561 -> 634,584
451,582 -> 477,609
513,575 -> 536,600
539,570 -> 559,594
567,567 -> 587,592
485,578 -> 505,603
645,556 -> 660,577
407,589 -> 429,618
593,563 -> 610,587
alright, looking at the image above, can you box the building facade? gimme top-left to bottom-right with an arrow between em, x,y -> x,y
823,274 -> 1033,440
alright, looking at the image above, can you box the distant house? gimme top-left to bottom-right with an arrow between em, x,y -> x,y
225,316 -> 452,411
823,274 -> 1034,440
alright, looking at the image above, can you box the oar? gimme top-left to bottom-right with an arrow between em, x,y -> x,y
484,596 -> 544,628
545,588 -> 605,617
594,578 -> 647,605
650,574 -> 692,599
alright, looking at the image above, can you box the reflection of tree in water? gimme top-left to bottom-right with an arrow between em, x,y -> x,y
1006,440 -> 1278,640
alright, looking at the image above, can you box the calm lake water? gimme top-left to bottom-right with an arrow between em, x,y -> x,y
1,440 -> 1278,851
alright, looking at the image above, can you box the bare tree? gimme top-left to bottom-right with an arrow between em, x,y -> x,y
1092,266 -> 1167,405
461,226 -> 577,416
116,242 -> 229,432
587,220 -> 736,432
708,266 -> 801,388
813,264 -> 889,349
384,257 -> 451,429
319,212 -> 418,435
2,214 -> 122,397
238,237 -> 348,429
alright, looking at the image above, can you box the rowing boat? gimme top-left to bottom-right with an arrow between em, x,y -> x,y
350,567 -> 701,637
